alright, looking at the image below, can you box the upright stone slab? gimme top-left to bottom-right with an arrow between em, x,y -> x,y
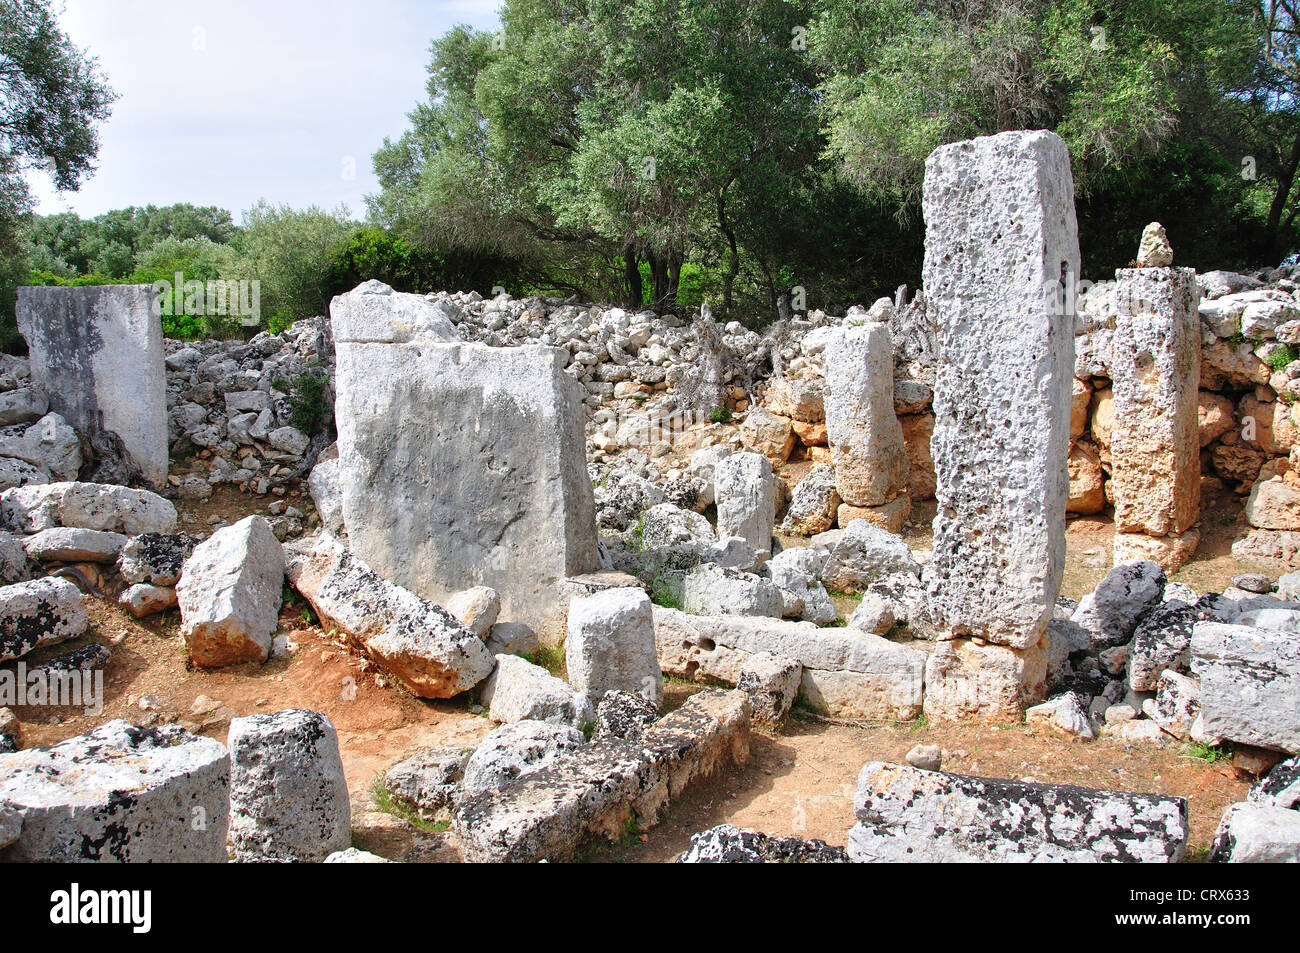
921,130 -> 1077,654
1110,267 -> 1201,570
17,286 -> 167,487
714,451 -> 775,561
331,281 -> 599,634
824,322 -> 909,507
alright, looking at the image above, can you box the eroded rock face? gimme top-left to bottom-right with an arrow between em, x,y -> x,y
0,482 -> 176,536
0,576 -> 88,662
17,285 -> 169,487
482,654 -> 594,730
1072,560 -> 1166,650
118,532 -> 199,586
383,746 -> 471,821
737,652 -> 802,728
921,130 -> 1076,652
1192,621 -> 1300,754
0,720 -> 230,862
824,322 -> 909,507
677,824 -> 848,863
780,464 -> 840,536
461,720 -> 586,798
332,284 -> 599,634
848,762 -> 1189,863
283,532 -> 493,698
227,709 -> 351,863
177,515 -> 284,667
1209,802 -> 1300,863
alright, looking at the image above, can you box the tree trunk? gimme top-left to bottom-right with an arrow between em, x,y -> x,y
718,186 -> 740,317
623,248 -> 642,308
1267,129 -> 1300,260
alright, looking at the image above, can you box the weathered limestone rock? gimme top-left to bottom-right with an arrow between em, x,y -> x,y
763,376 -> 824,422
1245,476 -> 1300,531
117,532 -> 197,586
681,563 -> 783,618
445,585 -> 501,638
900,412 -> 936,501
566,587 -> 662,706
736,652 -> 802,728
17,285 -> 168,486
1109,267 -> 1200,544
1251,755 -> 1300,810
836,497 -> 911,534
383,746 -> 470,821
118,583 -> 178,618
677,825 -> 848,863
0,576 -> 88,662
848,762 -> 1189,862
655,607 -> 925,720
738,408 -> 795,466
780,464 -> 840,536
825,322 -> 908,507
1127,599 -> 1198,691
0,720 -> 229,862
227,709 -> 351,862
1151,670 -> 1200,741
765,552 -> 838,625
640,502 -> 714,549
23,527 -> 126,563
461,720 -> 587,798
333,283 -> 598,633
921,131 -> 1076,656
1136,221 -> 1174,267
0,412 -> 81,481
1026,690 -> 1096,740
307,457 -> 344,534
1067,440 -> 1106,515
0,481 -> 176,535
1072,560 -> 1166,650
283,533 -> 494,697
177,515 -> 284,667
595,689 -> 659,741
1112,529 -> 1199,574
328,279 -> 458,343
809,520 -> 921,592
714,451 -> 775,561
1192,621 -> 1300,753
1208,802 -> 1300,862
453,688 -> 750,862
922,636 -> 1049,722
482,654 -> 594,730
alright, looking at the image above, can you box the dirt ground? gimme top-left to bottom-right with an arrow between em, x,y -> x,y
7,481 -> 1274,862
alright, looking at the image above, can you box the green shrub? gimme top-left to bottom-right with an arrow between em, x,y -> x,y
285,371 -> 331,435
1268,344 -> 1299,371
709,405 -> 732,424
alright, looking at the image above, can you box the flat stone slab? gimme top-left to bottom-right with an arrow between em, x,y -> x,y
0,720 -> 229,862
0,481 -> 176,536
654,607 -> 924,719
18,285 -> 168,487
677,824 -> 848,863
848,762 -> 1188,862
0,576 -> 88,662
453,688 -> 750,862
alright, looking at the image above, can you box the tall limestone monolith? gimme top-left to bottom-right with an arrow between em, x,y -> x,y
17,285 -> 168,487
1110,264 -> 1201,571
330,281 -> 599,636
919,130 -> 1078,717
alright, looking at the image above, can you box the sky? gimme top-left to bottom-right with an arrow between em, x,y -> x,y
25,0 -> 503,223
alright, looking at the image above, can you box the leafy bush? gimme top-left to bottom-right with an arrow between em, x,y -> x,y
709,405 -> 732,424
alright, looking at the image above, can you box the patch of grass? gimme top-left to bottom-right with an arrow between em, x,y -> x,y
524,643 -> 567,679
368,773 -> 450,835
650,571 -> 684,610
1268,343 -> 1299,371
708,405 -> 732,424
1182,741 -> 1234,763
909,713 -> 930,732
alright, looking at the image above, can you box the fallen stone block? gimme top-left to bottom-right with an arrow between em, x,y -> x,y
445,585 -> 501,638
461,720 -> 586,798
23,527 -> 126,563
1208,802 -> 1300,862
922,636 -> 1048,722
677,824 -> 848,863
177,515 -> 284,667
654,608 -> 924,720
383,746 -> 471,822
0,481 -> 177,536
227,709 -> 351,863
848,762 -> 1188,862
453,688 -> 750,862
0,720 -> 229,862
566,586 -> 662,706
1249,755 -> 1300,810
681,562 -> 783,618
0,412 -> 81,481
0,576 -> 88,662
118,582 -> 178,619
117,532 -> 198,586
1192,621 -> 1300,754
284,532 -> 493,697
595,689 -> 659,741
1072,560 -> 1167,649
482,654 -> 594,730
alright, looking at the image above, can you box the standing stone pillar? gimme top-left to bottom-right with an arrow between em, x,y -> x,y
330,281 -> 599,638
17,285 -> 168,487
1110,261 -> 1201,572
824,322 -> 910,532
919,130 -> 1077,720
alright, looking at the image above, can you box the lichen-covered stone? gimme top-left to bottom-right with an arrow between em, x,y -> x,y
0,576 -> 88,662
1192,621 -> 1300,754
824,322 -> 908,507
677,824 -> 847,863
848,761 -> 1188,862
